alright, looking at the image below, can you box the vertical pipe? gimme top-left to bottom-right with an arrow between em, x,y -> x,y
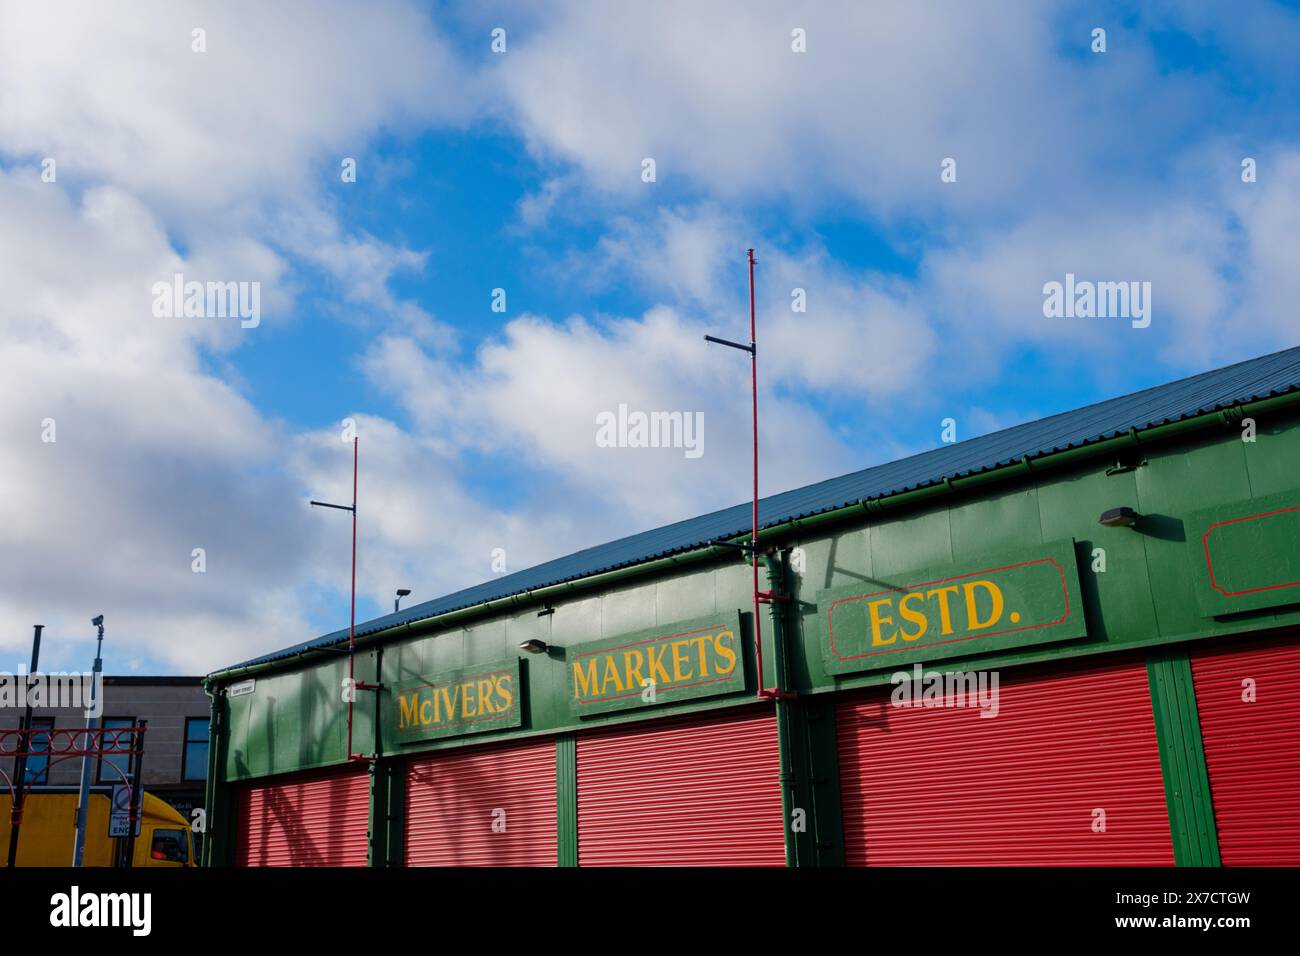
72,624 -> 104,867
762,552 -> 799,865
6,624 -> 43,868
201,684 -> 219,867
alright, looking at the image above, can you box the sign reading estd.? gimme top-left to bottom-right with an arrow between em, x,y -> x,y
392,658 -> 522,743
568,612 -> 745,716
817,539 -> 1086,674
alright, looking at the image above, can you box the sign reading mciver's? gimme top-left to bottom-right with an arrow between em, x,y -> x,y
567,612 -> 745,716
817,540 -> 1086,674
392,658 -> 522,742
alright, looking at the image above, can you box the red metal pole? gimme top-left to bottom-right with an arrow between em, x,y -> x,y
748,249 -> 766,699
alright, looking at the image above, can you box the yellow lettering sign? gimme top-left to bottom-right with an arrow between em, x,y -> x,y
868,598 -> 896,646
897,592 -> 928,641
964,580 -> 1004,630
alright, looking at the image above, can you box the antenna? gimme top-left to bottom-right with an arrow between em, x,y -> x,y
310,435 -> 376,761
703,249 -> 790,699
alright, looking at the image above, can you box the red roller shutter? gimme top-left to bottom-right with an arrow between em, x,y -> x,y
405,738 -> 557,866
1191,632 -> 1300,865
577,708 -> 785,866
836,657 -> 1173,865
236,766 -> 370,867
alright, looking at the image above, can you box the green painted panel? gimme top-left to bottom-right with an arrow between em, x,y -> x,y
868,504 -> 951,576
948,483 -> 1043,560
600,579 -> 659,637
812,527 -> 873,593
656,565 -> 717,622
566,612 -> 745,716
390,658 -> 522,743
224,656 -> 352,778
817,539 -> 1086,675
1186,489 -> 1300,617
1037,465 -> 1160,646
1136,436 -> 1256,639
1241,414 -> 1300,497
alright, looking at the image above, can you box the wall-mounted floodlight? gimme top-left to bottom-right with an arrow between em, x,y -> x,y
518,639 -> 550,654
1098,507 -> 1141,528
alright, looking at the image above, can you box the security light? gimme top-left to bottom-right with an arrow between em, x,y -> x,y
518,639 -> 550,654
1098,507 -> 1140,528
394,589 -> 412,613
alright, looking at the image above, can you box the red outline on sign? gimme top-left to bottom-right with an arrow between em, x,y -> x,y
395,667 -> 517,734
572,624 -> 737,705
1203,504 -> 1300,596
826,558 -> 1071,662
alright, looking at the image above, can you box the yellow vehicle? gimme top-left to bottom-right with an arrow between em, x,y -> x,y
0,788 -> 195,867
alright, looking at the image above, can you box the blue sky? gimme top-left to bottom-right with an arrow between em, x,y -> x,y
2,0 -> 1298,674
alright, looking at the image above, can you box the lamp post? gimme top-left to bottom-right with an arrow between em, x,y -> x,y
71,615 -> 104,867
6,624 -> 44,868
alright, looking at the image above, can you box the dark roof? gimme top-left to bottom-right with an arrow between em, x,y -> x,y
103,676 -> 203,686
212,344 -> 1300,677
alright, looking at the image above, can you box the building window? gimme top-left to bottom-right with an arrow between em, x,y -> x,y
97,717 -> 135,784
24,717 -> 55,785
183,717 -> 210,781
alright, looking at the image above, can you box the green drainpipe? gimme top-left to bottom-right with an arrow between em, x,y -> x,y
206,392 -> 1300,685
200,680 -> 231,867
762,549 -> 802,866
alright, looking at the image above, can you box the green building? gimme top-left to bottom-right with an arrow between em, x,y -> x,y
203,345 -> 1300,867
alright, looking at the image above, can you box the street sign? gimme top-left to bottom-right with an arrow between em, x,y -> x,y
108,784 -> 140,838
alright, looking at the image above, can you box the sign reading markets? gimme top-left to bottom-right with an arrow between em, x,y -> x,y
392,658 -> 522,742
817,540 -> 1086,674
568,612 -> 745,716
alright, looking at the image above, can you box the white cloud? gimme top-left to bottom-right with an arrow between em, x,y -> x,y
494,0 -> 1203,217
0,1 -> 473,671
0,0 -> 473,223
364,304 -> 859,530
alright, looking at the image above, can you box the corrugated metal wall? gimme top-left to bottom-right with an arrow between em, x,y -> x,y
836,658 -> 1174,865
405,738 -> 558,866
236,767 -> 369,867
576,709 -> 785,866
1192,632 -> 1300,865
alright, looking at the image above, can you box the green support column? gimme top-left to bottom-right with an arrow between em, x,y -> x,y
801,696 -> 847,866
368,757 -> 404,867
202,686 -> 234,867
764,550 -> 844,866
1147,650 -> 1221,866
557,734 -> 578,866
